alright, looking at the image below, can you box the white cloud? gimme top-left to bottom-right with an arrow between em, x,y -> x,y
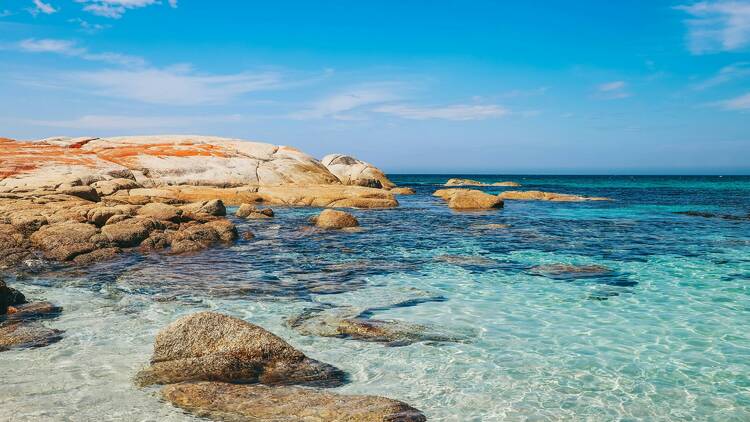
70,67 -> 283,105
18,38 -> 146,67
374,104 -> 508,120
694,62 -> 750,89
595,80 -> 631,99
28,113 -> 241,130
68,18 -> 109,34
676,1 -> 750,54
291,86 -> 400,119
75,0 -> 175,19
718,91 -> 750,109
30,0 -> 57,15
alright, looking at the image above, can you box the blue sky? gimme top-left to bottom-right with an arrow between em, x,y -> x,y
1,0 -> 749,173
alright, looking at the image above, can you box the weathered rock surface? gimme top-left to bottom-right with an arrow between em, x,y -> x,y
0,135 -> 397,270
498,190 -> 611,201
0,321 -> 64,351
289,307 -> 462,347
312,209 -> 359,229
236,204 -> 274,219
162,382 -> 427,422
433,189 -> 503,210
390,187 -> 416,195
135,311 -> 345,387
445,178 -> 520,187
321,154 -> 395,189
448,190 -> 504,210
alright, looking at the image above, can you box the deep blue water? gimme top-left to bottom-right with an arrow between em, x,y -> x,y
2,175 -> 749,421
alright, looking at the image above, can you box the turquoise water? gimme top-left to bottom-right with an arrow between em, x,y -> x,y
2,175 -> 750,421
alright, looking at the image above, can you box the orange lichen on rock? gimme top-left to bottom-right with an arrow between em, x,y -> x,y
90,143 -> 233,168
0,138 -> 102,179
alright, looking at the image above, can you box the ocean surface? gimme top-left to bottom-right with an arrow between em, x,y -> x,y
2,175 -> 750,421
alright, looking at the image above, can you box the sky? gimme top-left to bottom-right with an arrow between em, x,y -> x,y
1,0 -> 749,174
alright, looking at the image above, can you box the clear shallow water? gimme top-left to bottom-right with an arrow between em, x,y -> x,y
2,175 -> 750,421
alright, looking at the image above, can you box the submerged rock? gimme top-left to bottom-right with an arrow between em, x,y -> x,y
312,209 -> 360,229
435,254 -> 498,267
471,223 -> 509,230
498,190 -> 611,201
290,309 -> 462,347
0,321 -> 64,351
135,311 -> 345,387
236,204 -> 274,219
162,381 -> 427,422
529,264 -> 613,279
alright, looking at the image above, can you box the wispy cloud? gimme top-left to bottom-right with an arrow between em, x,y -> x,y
76,0 -> 177,19
717,91 -> 750,109
18,38 -> 146,67
0,9 -> 13,17
70,67 -> 283,105
29,0 -> 57,15
694,62 -> 750,89
595,80 -> 631,99
291,85 -> 401,119
374,104 -> 508,120
27,113 -> 240,130
68,18 -> 109,34
676,1 -> 750,54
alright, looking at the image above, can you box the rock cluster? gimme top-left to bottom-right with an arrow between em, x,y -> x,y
139,312 -> 426,421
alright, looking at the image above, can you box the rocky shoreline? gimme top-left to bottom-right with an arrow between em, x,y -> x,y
1,134 -> 620,420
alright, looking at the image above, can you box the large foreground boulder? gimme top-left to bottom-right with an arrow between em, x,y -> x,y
312,209 -> 359,229
321,154 -> 395,189
135,312 -> 345,387
162,382 -> 427,422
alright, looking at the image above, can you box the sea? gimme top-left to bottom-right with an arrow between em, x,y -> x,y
2,175 -> 749,421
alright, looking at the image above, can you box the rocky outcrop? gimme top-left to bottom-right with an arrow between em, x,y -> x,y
321,154 -> 395,189
0,135 -> 399,271
444,178 -> 520,187
236,204 -> 274,219
162,382 -> 426,422
433,189 -> 503,210
312,209 -> 359,229
135,311 -> 345,387
0,136 -> 398,192
498,190 -> 611,201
